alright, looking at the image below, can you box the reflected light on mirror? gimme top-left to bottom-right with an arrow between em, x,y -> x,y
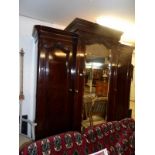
71,68 -> 76,74
48,54 -> 53,60
77,53 -> 85,57
70,52 -> 72,57
54,51 -> 66,57
96,16 -> 135,46
86,62 -> 103,69
40,52 -> 46,58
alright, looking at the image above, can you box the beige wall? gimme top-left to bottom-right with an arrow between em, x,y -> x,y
130,51 -> 135,101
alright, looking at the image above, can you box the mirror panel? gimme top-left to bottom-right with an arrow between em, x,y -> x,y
82,43 -> 111,128
84,44 -> 111,96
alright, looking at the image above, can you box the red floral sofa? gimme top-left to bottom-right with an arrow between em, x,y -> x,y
20,131 -> 90,155
20,118 -> 135,155
83,118 -> 135,155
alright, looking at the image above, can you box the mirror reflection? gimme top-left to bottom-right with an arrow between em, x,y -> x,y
82,44 -> 111,128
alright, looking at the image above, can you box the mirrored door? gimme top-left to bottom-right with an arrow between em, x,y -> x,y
82,43 -> 111,128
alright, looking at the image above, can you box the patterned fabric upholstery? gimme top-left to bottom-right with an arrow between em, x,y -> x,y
20,118 -> 135,155
83,118 -> 135,155
20,131 -> 91,155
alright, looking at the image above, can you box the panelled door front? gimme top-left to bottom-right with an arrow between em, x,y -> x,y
35,29 -> 78,139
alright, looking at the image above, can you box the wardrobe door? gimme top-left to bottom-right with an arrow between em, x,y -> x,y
45,43 -> 74,135
107,44 -> 133,121
107,45 -> 119,121
116,65 -> 133,120
115,45 -> 133,120
34,26 -> 78,139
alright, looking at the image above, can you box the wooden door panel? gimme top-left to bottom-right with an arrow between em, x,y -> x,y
46,46 -> 72,133
36,43 -> 74,139
33,26 -> 79,139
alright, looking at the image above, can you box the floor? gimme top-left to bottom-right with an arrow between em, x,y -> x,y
19,134 -> 33,148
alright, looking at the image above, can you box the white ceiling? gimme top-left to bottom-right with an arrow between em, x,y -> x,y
19,0 -> 135,28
